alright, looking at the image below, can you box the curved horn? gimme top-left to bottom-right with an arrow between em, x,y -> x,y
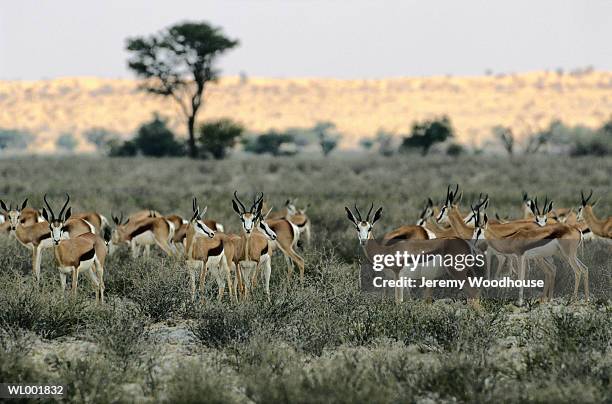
251,192 -> 264,213
366,202 -> 374,221
58,193 -> 70,219
233,191 -> 246,213
586,189 -> 593,203
354,203 -> 362,221
192,197 -> 198,213
43,194 -> 55,221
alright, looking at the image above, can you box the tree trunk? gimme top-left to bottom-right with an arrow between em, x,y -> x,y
187,115 -> 197,158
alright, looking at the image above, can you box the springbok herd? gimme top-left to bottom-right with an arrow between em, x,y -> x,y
0,187 -> 609,306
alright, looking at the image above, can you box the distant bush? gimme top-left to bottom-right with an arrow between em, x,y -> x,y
107,115 -> 184,157
0,128 -> 35,151
400,116 -> 454,155
56,133 -> 78,152
133,115 -> 184,157
197,118 -> 244,159
243,131 -> 297,156
313,121 -> 341,157
108,139 -> 138,157
446,143 -> 465,157
374,130 -> 396,156
569,117 -> 612,156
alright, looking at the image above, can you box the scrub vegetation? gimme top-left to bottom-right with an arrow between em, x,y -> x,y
0,155 -> 610,403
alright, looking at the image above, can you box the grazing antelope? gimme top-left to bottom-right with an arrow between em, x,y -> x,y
345,203 -> 479,304
232,192 -> 277,299
577,190 -> 611,239
184,199 -> 237,302
110,211 -> 176,258
472,205 -> 588,305
43,198 -> 108,301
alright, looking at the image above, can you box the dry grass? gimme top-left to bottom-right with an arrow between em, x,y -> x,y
0,155 -> 610,403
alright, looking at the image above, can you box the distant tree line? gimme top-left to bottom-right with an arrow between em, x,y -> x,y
92,116 -> 342,158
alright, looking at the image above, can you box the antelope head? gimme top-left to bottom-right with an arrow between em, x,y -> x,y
257,207 -> 278,241
285,199 -> 298,217
0,198 -> 29,231
471,205 -> 489,240
416,198 -> 434,226
345,202 -> 383,245
41,193 -> 72,245
190,197 -> 215,238
464,194 -> 489,226
436,184 -> 462,224
530,196 -> 553,227
233,191 -> 265,235
577,189 -> 597,221
110,211 -> 130,245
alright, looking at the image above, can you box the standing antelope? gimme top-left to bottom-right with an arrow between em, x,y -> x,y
260,210 -> 306,283
577,190 -> 611,239
42,197 -> 108,301
472,205 -> 588,305
166,213 -> 224,252
184,199 -> 237,302
345,203 -> 479,304
110,212 -> 176,258
232,191 -> 277,299
264,199 -> 312,246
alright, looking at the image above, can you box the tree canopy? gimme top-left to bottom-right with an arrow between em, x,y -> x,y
126,21 -> 238,158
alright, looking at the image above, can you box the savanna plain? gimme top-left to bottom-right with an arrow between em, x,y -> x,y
0,155 -> 610,403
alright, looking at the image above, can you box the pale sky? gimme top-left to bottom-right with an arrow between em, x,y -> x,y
0,0 -> 610,80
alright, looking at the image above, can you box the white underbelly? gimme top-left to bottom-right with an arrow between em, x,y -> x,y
133,231 -> 156,245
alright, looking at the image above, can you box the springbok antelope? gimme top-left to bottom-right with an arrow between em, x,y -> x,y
184,199 -> 237,302
445,194 -> 557,288
110,211 -> 176,258
264,199 -> 312,246
345,203 -> 479,304
232,192 -> 277,299
43,198 -> 108,301
166,212 -> 224,252
0,199 -> 43,231
70,211 -> 109,234
264,199 -> 298,220
522,191 -> 576,224
472,206 -> 588,305
260,210 -> 306,283
577,190 -> 611,239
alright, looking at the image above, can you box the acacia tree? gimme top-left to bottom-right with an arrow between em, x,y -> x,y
126,22 -> 238,158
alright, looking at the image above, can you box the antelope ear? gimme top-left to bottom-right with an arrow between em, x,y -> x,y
427,198 -> 433,207
64,207 -> 71,221
112,215 -> 118,225
21,198 -> 28,210
547,201 -> 554,213
345,207 -> 357,225
592,198 -> 600,207
285,199 -> 291,206
0,200 -> 7,213
199,206 -> 208,219
372,207 -> 383,224
232,200 -> 242,216
42,208 -> 49,222
264,207 -> 273,219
